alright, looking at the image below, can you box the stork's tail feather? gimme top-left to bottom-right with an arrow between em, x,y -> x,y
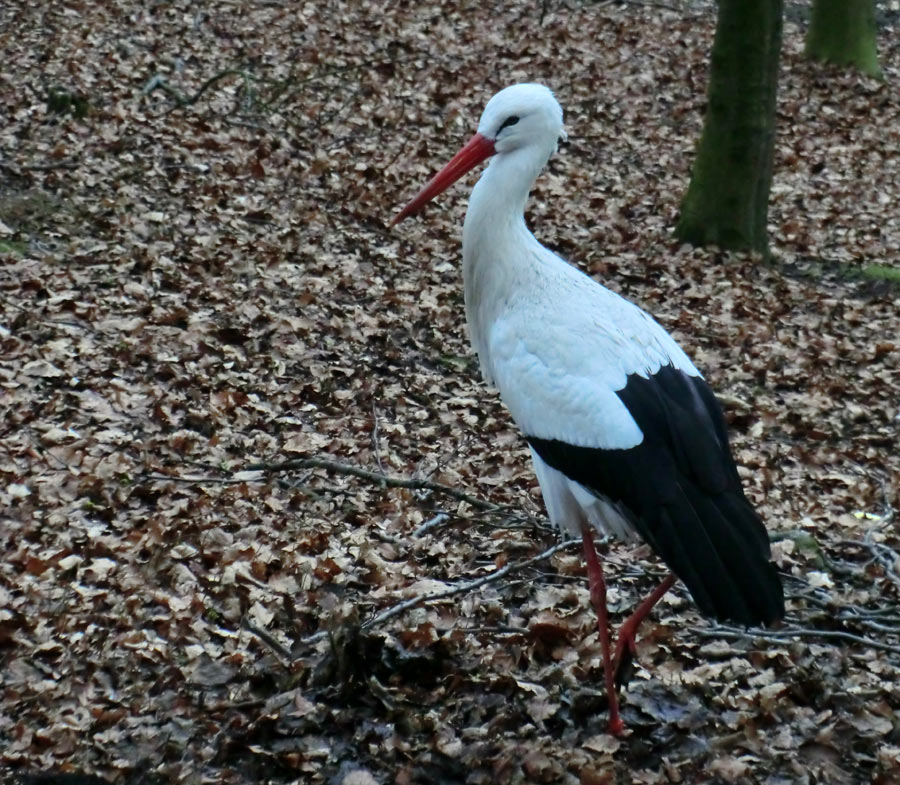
526,433 -> 785,627
653,484 -> 784,626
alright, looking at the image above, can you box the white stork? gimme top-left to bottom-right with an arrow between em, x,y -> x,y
392,83 -> 784,735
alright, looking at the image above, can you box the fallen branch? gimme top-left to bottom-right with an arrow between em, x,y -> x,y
359,538 -> 579,631
615,0 -> 691,13
19,159 -> 81,171
694,623 -> 900,656
293,538 -> 579,647
838,535 -> 900,595
241,617 -> 293,662
142,69 -> 246,107
141,472 -> 252,485
413,512 -> 450,537
140,48 -> 437,116
245,455 -> 501,511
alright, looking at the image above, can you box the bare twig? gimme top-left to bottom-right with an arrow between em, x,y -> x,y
245,455 -> 502,511
294,538 -> 579,647
358,538 -> 579,632
142,69 -> 246,107
371,528 -> 403,546
413,512 -> 450,537
857,619 -> 900,634
141,48 -> 435,117
837,535 -> 900,595
241,617 -> 293,661
141,472 -> 254,485
694,624 -> 900,656
462,625 -> 530,636
371,401 -> 385,475
615,0 -> 688,12
20,160 -> 81,171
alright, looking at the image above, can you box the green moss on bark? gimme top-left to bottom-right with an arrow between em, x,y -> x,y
675,0 -> 783,257
805,0 -> 881,78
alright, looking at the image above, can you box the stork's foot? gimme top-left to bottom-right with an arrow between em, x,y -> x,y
607,714 -> 625,736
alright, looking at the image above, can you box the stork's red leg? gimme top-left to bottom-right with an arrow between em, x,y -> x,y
580,525 -> 624,736
612,573 -> 677,686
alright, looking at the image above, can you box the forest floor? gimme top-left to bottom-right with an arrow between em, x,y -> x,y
1,1 -> 899,783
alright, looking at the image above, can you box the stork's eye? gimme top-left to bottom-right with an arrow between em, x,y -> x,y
497,115 -> 520,133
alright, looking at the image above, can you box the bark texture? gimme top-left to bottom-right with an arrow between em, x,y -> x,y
805,0 -> 881,78
675,0 -> 783,256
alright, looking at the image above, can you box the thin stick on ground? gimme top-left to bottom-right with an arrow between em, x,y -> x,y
360,537 -> 580,632
694,624 -> 900,656
242,617 -> 293,662
413,512 -> 450,537
142,70 -> 247,108
139,457 -> 508,513
371,401 -> 386,475
839,534 -> 900,595
245,455 -> 503,511
291,538 -> 580,647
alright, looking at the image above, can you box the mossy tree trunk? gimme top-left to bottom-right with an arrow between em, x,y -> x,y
805,0 -> 881,78
674,0 -> 783,257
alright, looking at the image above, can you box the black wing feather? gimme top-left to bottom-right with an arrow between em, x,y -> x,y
527,364 -> 784,626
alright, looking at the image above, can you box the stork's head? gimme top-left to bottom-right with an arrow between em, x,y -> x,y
392,83 -> 565,225
477,83 -> 565,158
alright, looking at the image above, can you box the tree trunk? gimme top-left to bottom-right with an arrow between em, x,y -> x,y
674,0 -> 783,257
805,0 -> 881,78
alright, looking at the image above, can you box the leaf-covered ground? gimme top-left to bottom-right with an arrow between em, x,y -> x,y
2,1 -> 899,783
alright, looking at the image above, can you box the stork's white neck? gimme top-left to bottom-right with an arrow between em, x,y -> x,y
463,143 -> 550,242
461,143 -> 555,380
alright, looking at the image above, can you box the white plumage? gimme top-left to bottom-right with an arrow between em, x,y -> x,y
530,451 -> 638,541
393,82 -> 783,736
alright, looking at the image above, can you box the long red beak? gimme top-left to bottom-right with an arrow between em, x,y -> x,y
392,133 -> 496,225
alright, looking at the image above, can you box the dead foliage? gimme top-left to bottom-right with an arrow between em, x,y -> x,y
1,1 -> 898,783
